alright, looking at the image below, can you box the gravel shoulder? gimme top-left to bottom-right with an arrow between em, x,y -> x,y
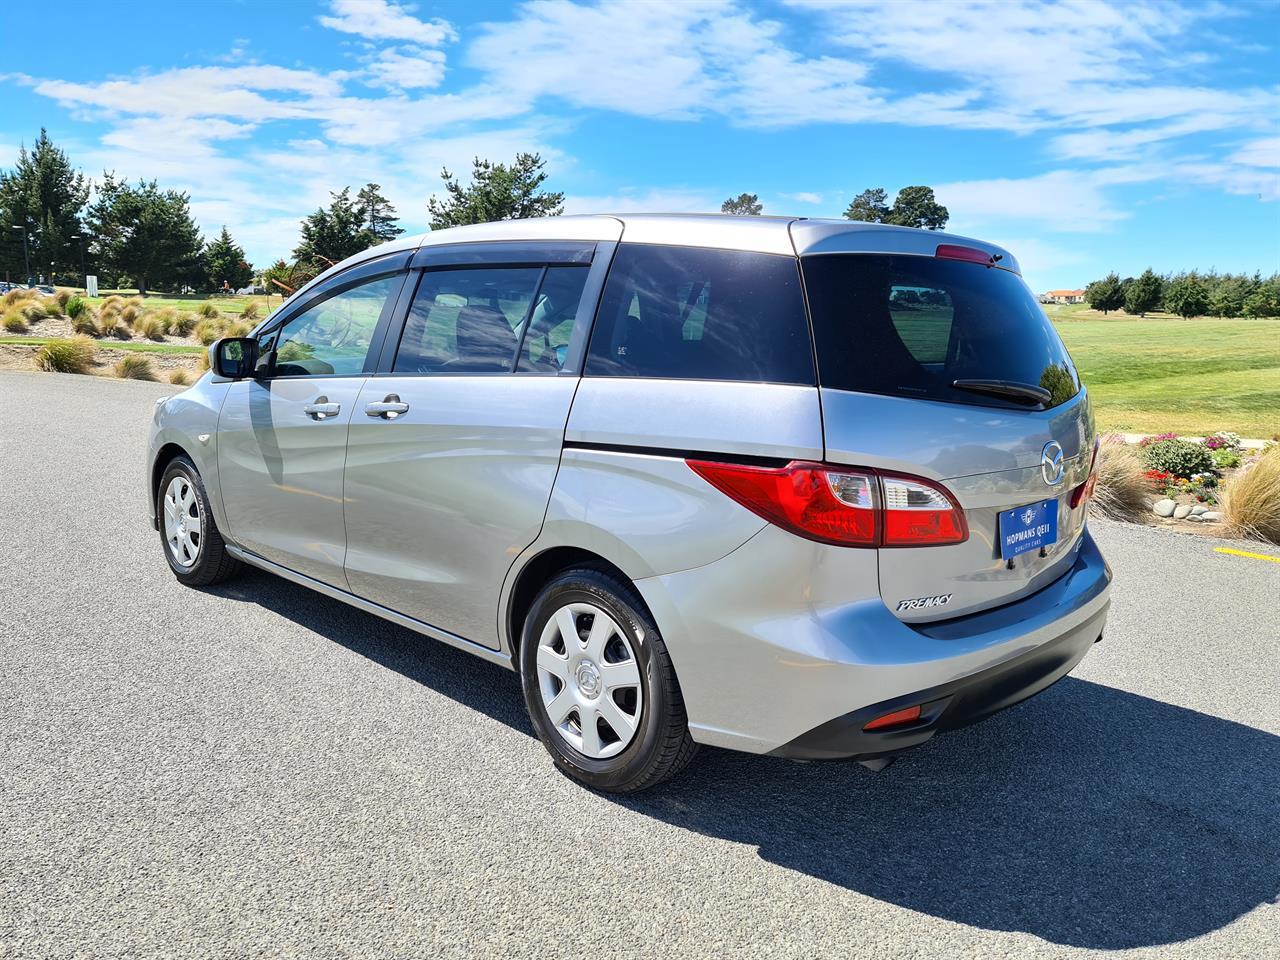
1,370 -> 1277,960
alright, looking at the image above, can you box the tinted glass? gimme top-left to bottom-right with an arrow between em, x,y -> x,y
802,255 -> 1081,409
516,267 -> 590,372
394,267 -> 542,373
259,273 -> 400,377
586,244 -> 814,384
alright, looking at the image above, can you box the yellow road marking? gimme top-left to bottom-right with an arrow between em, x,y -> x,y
1214,547 -> 1280,564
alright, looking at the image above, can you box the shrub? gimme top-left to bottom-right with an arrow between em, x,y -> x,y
1141,438 -> 1215,478
54,288 -> 73,310
1202,432 -> 1241,451
240,301 -> 260,320
65,295 -> 88,319
97,311 -> 131,339
120,304 -> 141,326
99,295 -> 125,313
41,297 -> 62,318
35,336 -> 97,374
114,354 -> 158,381
197,349 -> 211,372
134,314 -> 167,341
1091,440 -> 1152,521
71,313 -> 99,336
1211,448 -> 1242,470
152,306 -> 178,329
2,309 -> 27,333
196,301 -> 220,319
21,301 -> 46,323
168,368 -> 193,386
1221,448 -> 1280,544
223,319 -> 252,338
125,296 -> 144,311
166,311 -> 197,337
2,287 -> 32,306
195,317 -> 222,345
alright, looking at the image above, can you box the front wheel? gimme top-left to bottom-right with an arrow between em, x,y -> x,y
158,456 -> 242,587
520,568 -> 697,792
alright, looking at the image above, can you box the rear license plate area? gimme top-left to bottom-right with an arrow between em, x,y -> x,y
999,500 -> 1058,561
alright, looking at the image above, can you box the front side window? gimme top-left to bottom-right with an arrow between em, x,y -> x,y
258,273 -> 400,377
394,266 -> 588,374
585,244 -> 814,384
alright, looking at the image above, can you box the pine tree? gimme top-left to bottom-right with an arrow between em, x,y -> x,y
205,226 -> 253,292
292,187 -> 367,271
356,183 -> 403,244
1123,268 -> 1164,318
721,193 -> 763,215
0,129 -> 89,283
86,174 -> 205,295
1085,272 -> 1124,314
427,153 -> 563,229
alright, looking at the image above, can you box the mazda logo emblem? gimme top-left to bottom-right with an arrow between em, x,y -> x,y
1041,441 -> 1065,486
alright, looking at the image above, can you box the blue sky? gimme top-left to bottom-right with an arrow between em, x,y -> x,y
2,0 -> 1277,291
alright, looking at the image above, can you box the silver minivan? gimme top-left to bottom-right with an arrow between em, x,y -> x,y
147,214 -> 1111,792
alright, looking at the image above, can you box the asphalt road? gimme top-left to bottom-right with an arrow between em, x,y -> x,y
2,370 -> 1278,960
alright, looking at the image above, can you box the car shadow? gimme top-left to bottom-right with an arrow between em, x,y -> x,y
212,569 -> 1280,950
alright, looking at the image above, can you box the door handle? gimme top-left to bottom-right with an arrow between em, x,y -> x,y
303,396 -> 341,420
365,394 -> 410,420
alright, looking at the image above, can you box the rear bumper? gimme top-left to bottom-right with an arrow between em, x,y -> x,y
769,604 -> 1104,760
636,524 -> 1111,757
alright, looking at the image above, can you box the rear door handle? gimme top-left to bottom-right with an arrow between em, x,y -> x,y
303,397 -> 341,420
365,394 -> 410,420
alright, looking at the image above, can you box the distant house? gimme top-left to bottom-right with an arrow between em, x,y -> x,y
1041,289 -> 1086,304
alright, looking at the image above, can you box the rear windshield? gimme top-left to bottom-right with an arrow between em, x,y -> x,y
586,243 -> 814,385
802,254 -> 1080,409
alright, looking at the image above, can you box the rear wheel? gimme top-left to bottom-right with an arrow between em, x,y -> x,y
158,456 -> 242,587
520,568 -> 697,792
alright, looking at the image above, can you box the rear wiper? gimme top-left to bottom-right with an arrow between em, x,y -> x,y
951,378 -> 1051,406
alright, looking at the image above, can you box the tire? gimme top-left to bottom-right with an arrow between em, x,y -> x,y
519,568 -> 697,793
157,455 -> 243,587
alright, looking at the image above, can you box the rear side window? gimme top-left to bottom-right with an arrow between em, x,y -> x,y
802,255 -> 1081,409
394,266 -> 587,374
586,244 -> 814,384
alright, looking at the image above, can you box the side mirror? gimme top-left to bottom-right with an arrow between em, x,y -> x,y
211,337 -> 259,379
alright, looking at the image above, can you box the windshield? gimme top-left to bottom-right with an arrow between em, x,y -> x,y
801,254 -> 1080,410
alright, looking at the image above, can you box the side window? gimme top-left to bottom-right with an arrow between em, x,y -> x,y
585,244 -> 814,385
394,267 -> 541,373
394,266 -> 588,374
258,273 -> 400,377
888,285 -> 953,364
516,267 -> 590,372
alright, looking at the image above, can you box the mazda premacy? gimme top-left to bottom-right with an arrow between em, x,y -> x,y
147,214 -> 1111,792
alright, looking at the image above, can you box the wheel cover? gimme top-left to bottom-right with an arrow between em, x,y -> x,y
162,475 -> 202,568
536,602 -> 643,760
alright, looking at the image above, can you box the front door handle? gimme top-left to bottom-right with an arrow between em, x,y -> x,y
365,394 -> 410,420
303,397 -> 341,420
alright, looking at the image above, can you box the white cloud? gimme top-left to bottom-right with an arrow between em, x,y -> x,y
562,187 -> 718,216
319,0 -> 454,46
364,46 -> 447,90
782,192 -> 823,204
937,171 -> 1130,234
1232,137 -> 1280,169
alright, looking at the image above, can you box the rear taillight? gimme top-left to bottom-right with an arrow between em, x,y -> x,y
881,474 -> 969,546
1069,437 -> 1102,509
686,460 -> 967,548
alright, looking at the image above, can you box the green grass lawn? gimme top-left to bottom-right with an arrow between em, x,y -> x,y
1047,304 -> 1280,438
